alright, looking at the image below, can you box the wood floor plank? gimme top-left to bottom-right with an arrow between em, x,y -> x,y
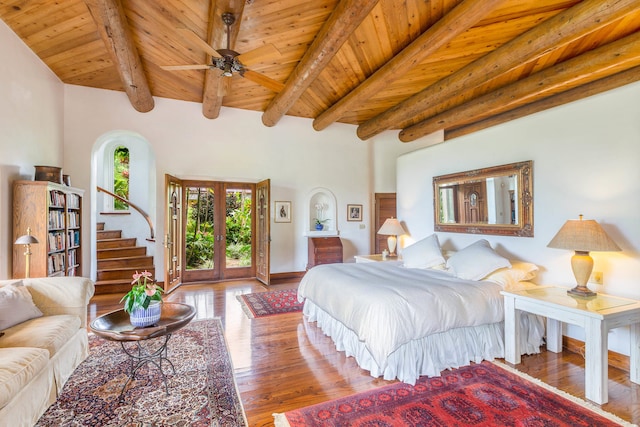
87,279 -> 639,426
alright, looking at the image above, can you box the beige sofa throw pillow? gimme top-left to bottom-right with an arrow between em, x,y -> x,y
0,281 -> 43,330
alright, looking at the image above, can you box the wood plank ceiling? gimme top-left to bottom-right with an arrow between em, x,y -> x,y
1,0 -> 639,143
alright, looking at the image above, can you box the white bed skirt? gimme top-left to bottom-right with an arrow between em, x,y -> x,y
303,300 -> 545,385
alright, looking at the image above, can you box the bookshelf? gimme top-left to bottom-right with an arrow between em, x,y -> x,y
13,180 -> 84,278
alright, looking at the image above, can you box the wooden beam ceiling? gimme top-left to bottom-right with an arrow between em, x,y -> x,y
400,30 -> 640,142
261,0 -> 380,127
356,0 -> 640,141
2,0 -> 639,142
312,0 -> 505,132
83,0 -> 154,113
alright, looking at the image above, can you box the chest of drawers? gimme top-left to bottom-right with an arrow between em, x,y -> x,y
308,237 -> 343,269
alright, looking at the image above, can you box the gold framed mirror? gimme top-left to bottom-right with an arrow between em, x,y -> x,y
433,160 -> 533,237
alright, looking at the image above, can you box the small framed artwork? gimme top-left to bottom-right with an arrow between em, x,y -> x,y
274,201 -> 291,223
347,204 -> 362,221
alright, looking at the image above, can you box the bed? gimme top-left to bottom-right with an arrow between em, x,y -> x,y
297,236 -> 545,384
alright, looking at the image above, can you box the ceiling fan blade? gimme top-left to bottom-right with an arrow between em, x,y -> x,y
161,64 -> 210,71
242,69 -> 284,93
177,28 -> 222,58
236,44 -> 281,66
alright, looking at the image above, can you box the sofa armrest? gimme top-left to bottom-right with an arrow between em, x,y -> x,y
20,277 -> 95,329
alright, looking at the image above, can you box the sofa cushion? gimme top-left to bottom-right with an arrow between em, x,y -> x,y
0,281 -> 43,330
0,347 -> 50,409
0,315 -> 80,358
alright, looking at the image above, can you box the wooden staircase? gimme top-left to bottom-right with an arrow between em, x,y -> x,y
96,222 -> 155,295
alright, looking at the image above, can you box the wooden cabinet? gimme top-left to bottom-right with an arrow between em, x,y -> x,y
13,180 -> 84,278
308,237 -> 343,269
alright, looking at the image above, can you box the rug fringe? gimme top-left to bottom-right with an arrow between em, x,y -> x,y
272,412 -> 291,427
491,360 -> 637,427
236,294 -> 256,318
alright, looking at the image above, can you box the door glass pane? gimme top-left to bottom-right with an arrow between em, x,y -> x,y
186,186 -> 215,270
225,188 -> 252,268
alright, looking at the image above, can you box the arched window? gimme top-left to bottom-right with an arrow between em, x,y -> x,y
113,146 -> 130,210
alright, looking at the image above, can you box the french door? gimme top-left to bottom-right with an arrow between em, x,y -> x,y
164,176 -> 270,285
164,175 -> 183,292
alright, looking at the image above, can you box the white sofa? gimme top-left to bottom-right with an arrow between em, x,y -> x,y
0,277 -> 95,427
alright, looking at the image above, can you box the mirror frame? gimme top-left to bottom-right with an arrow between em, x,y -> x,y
433,160 -> 533,237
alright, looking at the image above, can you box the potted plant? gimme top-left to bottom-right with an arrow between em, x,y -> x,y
120,270 -> 164,327
314,218 -> 329,230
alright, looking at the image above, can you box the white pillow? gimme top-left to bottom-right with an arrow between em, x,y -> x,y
483,261 -> 539,288
446,239 -> 511,280
402,234 -> 445,269
0,281 -> 43,330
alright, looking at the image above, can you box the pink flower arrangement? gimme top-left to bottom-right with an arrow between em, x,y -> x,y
120,270 -> 163,314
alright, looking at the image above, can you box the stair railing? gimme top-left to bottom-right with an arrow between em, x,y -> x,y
97,186 -> 155,241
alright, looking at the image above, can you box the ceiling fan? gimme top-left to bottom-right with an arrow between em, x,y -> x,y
161,12 -> 283,92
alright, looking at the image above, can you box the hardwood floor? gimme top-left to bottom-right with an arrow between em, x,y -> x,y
88,279 -> 639,426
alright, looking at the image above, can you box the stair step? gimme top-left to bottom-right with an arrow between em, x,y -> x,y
97,246 -> 147,259
97,222 -> 105,231
94,279 -> 134,295
97,230 -> 122,240
97,266 -> 156,281
97,255 -> 154,269
97,238 -> 137,249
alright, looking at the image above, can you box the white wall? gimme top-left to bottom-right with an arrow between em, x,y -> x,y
63,85 -> 389,275
397,80 -> 640,354
0,20 -> 64,278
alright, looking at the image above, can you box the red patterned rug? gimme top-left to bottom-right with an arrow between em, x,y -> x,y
274,361 -> 631,427
36,318 -> 247,426
237,289 -> 303,318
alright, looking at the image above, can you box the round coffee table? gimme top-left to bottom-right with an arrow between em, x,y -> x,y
90,302 -> 196,401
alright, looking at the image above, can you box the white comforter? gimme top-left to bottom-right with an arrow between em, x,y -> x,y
298,262 -> 508,371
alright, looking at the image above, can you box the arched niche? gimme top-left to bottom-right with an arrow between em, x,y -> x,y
306,187 -> 338,236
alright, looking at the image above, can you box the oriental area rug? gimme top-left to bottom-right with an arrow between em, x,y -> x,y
274,361 -> 632,427
237,288 -> 303,318
36,318 -> 247,427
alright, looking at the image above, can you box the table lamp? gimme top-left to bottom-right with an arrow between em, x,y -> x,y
377,217 -> 406,256
15,227 -> 39,278
547,215 -> 620,297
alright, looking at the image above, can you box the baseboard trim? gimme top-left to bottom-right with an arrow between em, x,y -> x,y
270,271 -> 305,284
563,336 -> 629,373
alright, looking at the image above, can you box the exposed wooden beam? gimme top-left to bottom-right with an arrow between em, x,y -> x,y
312,0 -> 505,132
84,0 -> 153,113
356,0 -> 640,140
261,0 -> 380,128
202,0 -> 244,119
400,31 -> 640,142
445,66 -> 640,141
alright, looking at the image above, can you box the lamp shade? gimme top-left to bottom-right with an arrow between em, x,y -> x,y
15,234 -> 39,245
547,215 -> 620,297
547,216 -> 620,252
377,218 -> 406,236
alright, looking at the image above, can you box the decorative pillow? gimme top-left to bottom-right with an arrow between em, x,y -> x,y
446,239 -> 511,280
402,234 -> 445,269
483,261 -> 539,288
0,281 -> 43,330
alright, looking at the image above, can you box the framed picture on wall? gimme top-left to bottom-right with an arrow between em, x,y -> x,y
274,201 -> 291,223
347,204 -> 362,221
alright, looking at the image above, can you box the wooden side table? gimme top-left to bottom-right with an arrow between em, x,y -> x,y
354,254 -> 401,263
501,286 -> 640,404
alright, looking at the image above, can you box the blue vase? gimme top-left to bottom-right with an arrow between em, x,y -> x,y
315,223 -> 323,230
129,300 -> 162,327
